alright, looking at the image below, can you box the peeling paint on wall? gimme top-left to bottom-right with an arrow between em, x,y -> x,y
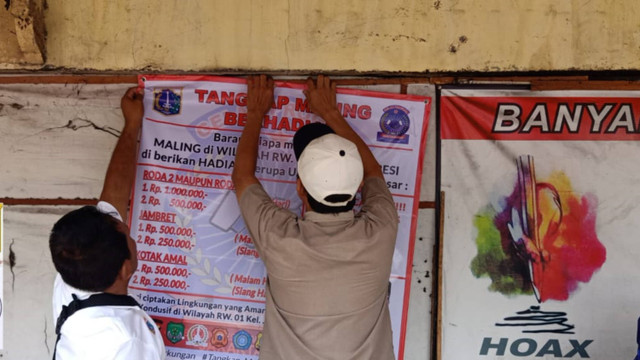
0,0 -> 45,66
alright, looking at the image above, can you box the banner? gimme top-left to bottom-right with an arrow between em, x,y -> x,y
440,88 -> 640,359
129,75 -> 430,360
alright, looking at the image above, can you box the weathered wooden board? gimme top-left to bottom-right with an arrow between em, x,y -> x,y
0,84 -> 130,199
2,205 -> 73,359
1,82 -> 437,201
408,84 -> 437,203
405,208 -> 436,360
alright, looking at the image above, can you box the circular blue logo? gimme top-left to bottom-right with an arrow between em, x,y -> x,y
379,106 -> 410,136
232,330 -> 252,350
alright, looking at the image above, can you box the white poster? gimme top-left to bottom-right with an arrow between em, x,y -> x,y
440,88 -> 640,359
129,75 -> 430,359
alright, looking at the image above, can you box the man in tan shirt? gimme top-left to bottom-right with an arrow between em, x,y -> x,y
232,75 -> 398,359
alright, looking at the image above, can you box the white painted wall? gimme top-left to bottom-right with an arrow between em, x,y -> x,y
0,81 -> 437,359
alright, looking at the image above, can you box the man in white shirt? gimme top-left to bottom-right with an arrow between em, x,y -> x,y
49,87 -> 165,360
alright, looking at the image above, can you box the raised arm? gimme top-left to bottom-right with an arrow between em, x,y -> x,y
303,75 -> 383,179
232,75 -> 275,198
99,87 -> 144,218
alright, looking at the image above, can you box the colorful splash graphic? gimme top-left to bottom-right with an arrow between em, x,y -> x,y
471,155 -> 606,302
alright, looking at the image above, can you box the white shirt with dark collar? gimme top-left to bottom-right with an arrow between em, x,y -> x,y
52,201 -> 165,360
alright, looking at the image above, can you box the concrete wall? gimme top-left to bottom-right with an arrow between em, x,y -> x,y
41,1 -> 640,72
2,1 -> 640,72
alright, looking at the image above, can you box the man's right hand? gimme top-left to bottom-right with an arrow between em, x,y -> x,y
100,86 -> 145,218
303,75 -> 384,179
303,75 -> 339,120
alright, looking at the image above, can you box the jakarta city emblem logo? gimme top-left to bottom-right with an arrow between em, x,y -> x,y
377,105 -> 411,144
153,88 -> 182,116
166,322 -> 185,344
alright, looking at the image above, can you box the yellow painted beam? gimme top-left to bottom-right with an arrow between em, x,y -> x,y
22,0 -> 640,72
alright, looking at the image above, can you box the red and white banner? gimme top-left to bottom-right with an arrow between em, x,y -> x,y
440,88 -> 640,359
128,75 -> 430,360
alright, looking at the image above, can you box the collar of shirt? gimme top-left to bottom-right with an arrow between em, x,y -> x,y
303,210 -> 354,223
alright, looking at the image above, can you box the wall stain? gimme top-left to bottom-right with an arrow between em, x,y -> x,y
433,0 -> 441,10
368,32 -> 426,43
14,7 -> 32,31
43,315 -> 50,354
394,6 -> 409,17
9,239 -> 15,292
46,118 -> 121,137
448,35 -> 469,54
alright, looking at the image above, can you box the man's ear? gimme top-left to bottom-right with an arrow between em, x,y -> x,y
296,178 -> 311,214
119,258 -> 135,281
296,178 -> 307,199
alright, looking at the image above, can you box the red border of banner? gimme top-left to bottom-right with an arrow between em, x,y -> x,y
441,93 -> 640,141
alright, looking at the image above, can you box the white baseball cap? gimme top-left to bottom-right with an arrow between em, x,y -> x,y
296,131 -> 363,207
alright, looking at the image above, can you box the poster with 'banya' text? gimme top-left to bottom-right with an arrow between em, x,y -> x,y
440,88 -> 640,359
129,75 -> 430,360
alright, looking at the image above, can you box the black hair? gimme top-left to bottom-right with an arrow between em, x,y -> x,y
293,122 -> 334,160
49,206 -> 131,292
306,193 -> 356,214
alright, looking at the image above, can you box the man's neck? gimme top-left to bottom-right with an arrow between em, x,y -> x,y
103,280 -> 129,295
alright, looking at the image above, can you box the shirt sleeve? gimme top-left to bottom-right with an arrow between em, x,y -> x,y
97,201 -> 123,222
359,177 -> 399,228
112,338 -> 166,360
237,184 -> 298,261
